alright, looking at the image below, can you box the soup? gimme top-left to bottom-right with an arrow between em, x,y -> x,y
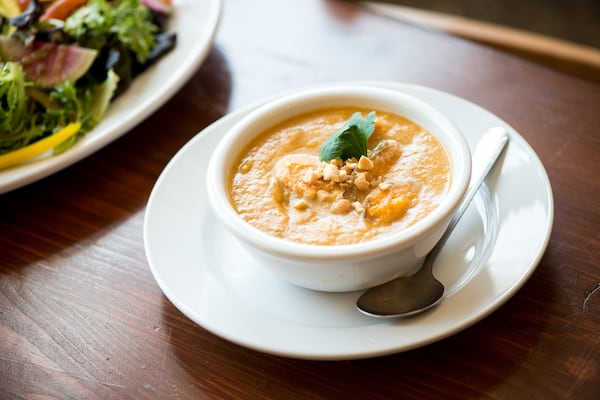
229,108 -> 451,245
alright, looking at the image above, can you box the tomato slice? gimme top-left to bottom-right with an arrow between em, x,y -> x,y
18,0 -> 30,12
39,0 -> 88,22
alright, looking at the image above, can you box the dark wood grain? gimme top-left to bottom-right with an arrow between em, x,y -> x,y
1,0 -> 598,399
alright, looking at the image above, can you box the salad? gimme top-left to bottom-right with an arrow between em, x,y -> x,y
0,0 -> 176,169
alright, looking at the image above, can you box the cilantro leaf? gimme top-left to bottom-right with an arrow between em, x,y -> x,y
319,111 -> 376,161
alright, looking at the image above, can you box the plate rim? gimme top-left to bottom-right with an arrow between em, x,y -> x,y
144,81 -> 554,360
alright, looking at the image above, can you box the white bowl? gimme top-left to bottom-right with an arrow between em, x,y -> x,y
206,85 -> 471,292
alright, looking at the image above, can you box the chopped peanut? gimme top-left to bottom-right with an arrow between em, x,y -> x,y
331,199 -> 353,214
322,163 -> 339,181
302,169 -> 316,183
344,162 -> 358,171
358,156 -> 374,170
293,199 -> 309,210
330,158 -> 343,168
334,169 -> 348,183
354,172 -> 370,191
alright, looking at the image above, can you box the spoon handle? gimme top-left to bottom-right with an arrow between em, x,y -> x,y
357,128 -> 510,318
426,127 -> 510,263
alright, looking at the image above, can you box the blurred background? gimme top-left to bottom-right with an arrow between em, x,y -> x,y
362,0 -> 600,82
375,0 -> 600,48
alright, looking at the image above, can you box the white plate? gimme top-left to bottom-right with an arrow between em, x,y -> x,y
0,0 -> 222,195
144,82 -> 554,360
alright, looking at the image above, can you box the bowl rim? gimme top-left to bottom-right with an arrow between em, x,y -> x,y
206,84 -> 472,261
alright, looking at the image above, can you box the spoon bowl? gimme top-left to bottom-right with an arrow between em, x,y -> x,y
357,127 -> 509,318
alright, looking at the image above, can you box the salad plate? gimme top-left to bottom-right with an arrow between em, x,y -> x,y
0,0 -> 222,195
143,82 -> 554,360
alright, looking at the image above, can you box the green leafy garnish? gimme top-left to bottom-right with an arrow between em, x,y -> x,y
319,111 -> 376,162
65,0 -> 157,64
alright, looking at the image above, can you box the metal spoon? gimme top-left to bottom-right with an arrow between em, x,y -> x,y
357,127 -> 509,318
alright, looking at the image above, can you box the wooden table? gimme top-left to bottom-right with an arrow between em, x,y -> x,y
1,0 -> 598,398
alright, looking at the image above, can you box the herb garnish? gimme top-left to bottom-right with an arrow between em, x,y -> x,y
319,111 -> 376,161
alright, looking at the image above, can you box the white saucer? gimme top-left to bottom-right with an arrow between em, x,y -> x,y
143,82 -> 553,360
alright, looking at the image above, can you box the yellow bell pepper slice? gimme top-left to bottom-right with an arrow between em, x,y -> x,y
0,0 -> 21,18
0,122 -> 81,170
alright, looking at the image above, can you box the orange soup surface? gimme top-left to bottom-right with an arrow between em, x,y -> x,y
229,108 -> 451,245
